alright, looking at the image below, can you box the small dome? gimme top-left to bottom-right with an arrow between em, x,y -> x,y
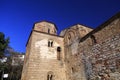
33,21 -> 57,35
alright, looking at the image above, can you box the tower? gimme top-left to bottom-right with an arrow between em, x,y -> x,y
21,21 -> 66,80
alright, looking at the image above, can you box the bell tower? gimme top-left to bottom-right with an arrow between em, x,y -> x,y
21,21 -> 66,80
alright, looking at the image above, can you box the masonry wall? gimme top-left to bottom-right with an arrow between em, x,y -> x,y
21,31 -> 66,80
34,21 -> 57,35
21,13 -> 120,80
63,25 -> 93,80
21,35 -> 32,80
79,18 -> 120,80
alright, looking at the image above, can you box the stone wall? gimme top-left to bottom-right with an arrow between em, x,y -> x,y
79,18 -> 120,80
21,12 -> 120,80
63,24 -> 93,80
21,34 -> 32,80
34,21 -> 57,35
21,30 -> 66,80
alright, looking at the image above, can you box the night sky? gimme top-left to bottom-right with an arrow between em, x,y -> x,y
0,0 -> 120,53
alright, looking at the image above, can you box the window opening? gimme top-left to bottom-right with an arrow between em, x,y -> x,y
47,74 -> 53,80
48,40 -> 53,47
57,47 -> 61,60
48,41 -> 50,47
48,28 -> 50,33
47,71 -> 54,80
57,47 -> 61,52
50,75 -> 53,80
51,41 -> 53,47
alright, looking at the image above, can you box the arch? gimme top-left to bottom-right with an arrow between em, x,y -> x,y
48,40 -> 53,47
64,29 -> 77,45
47,71 -> 54,80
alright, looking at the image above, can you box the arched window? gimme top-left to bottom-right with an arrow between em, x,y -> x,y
57,47 -> 61,60
47,71 -> 54,80
48,40 -> 53,47
57,47 -> 61,52
47,75 -> 53,80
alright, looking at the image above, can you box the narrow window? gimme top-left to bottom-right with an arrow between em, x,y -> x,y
50,75 -> 53,80
57,47 -> 61,60
51,41 -> 53,47
48,41 -> 50,47
57,47 -> 61,52
47,71 -> 54,80
47,74 -> 53,80
48,28 -> 50,33
48,40 -> 53,47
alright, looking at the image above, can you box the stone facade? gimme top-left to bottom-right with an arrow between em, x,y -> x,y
21,21 -> 66,80
21,12 -> 120,80
78,16 -> 120,80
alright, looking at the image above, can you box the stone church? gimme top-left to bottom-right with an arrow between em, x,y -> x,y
21,12 -> 120,80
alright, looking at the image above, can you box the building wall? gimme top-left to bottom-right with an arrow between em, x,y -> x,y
63,24 -> 93,80
79,18 -> 120,80
21,30 -> 66,80
21,34 -> 32,80
21,13 -> 120,80
34,21 -> 57,35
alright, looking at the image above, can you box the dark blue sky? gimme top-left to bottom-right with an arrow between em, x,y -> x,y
0,0 -> 120,52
